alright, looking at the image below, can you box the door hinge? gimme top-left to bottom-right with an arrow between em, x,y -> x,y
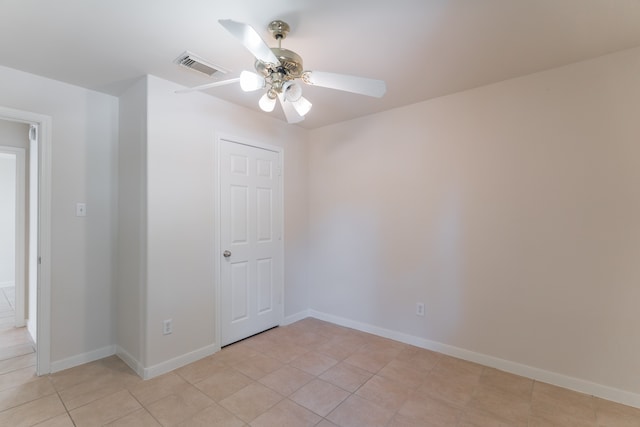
38,256 -> 41,265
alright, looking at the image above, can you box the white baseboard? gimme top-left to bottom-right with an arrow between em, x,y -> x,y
283,309 -> 310,326
116,346 -> 144,378
308,309 -> 640,409
142,343 -> 218,380
50,345 -> 116,373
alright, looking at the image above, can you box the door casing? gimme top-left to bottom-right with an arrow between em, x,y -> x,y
0,106 -> 52,375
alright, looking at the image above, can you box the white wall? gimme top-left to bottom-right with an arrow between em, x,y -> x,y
0,120 -> 29,149
308,47 -> 640,401
0,65 -> 119,366
116,77 -> 148,369
141,75 -> 309,370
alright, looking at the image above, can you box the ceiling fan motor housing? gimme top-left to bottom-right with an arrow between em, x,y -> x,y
255,46 -> 304,95
268,20 -> 290,40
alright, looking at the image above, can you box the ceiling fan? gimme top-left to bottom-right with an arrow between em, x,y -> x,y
177,19 -> 387,123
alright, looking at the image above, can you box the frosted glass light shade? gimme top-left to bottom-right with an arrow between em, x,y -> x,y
240,71 -> 265,92
283,81 -> 302,102
259,92 -> 277,112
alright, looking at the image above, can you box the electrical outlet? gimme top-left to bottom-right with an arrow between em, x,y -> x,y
416,302 -> 425,317
163,319 -> 172,335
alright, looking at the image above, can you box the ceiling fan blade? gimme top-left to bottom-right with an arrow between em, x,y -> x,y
219,19 -> 280,66
303,71 -> 386,98
239,71 -> 265,92
278,94 -> 305,124
175,78 -> 240,93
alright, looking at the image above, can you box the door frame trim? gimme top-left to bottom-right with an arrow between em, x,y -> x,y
214,133 -> 284,350
0,106 -> 52,375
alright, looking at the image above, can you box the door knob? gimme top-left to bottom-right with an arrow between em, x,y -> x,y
223,250 -> 232,258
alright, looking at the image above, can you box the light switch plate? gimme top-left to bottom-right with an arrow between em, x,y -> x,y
76,203 -> 86,217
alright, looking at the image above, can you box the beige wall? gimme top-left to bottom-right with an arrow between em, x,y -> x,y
142,75 -> 309,371
0,65 -> 119,367
308,47 -> 640,401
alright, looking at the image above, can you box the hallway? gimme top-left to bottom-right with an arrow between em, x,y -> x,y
0,285 -> 35,375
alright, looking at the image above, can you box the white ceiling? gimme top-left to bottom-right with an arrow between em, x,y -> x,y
2,0 -> 640,129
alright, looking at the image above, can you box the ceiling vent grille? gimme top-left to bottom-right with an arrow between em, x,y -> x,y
174,51 -> 228,77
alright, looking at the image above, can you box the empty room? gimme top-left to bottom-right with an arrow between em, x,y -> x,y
0,1 -> 639,426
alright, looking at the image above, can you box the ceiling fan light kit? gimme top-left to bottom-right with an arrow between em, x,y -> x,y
178,19 -> 386,124
259,92 -> 277,112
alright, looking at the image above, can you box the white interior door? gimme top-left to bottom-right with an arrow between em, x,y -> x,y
219,139 -> 283,346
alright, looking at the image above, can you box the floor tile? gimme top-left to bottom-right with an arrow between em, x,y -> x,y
377,358 -> 429,389
32,413 -> 75,427
355,375 -> 412,411
105,408 -> 162,426
219,382 -> 283,423
397,394 -> 463,426
327,394 -> 395,427
283,330 -> 329,348
0,352 -> 36,375
0,318 -> 637,427
49,360 -> 109,392
129,372 -> 189,406
594,397 -> 640,427
0,376 -> 56,411
210,342 -> 258,366
290,378 -> 350,417
530,381 -> 596,425
232,353 -> 283,380
315,419 -> 340,427
435,355 -> 485,377
319,361 -> 372,393
177,402 -> 245,426
395,347 -> 441,374
0,393 -> 66,427
175,355 -> 228,384
458,408 -> 518,427
417,366 -> 479,407
343,349 -> 395,374
145,383 -> 213,426
479,368 -> 533,399
289,351 -> 338,376
388,413 -> 436,427
59,371 -> 140,410
263,342 -> 310,363
0,343 -> 35,361
467,383 -> 530,425
249,399 -> 321,427
258,365 -> 314,396
529,412 -> 597,427
193,369 -> 253,402
310,338 -> 358,361
0,365 -> 37,392
0,327 -> 35,348
69,389 -> 142,426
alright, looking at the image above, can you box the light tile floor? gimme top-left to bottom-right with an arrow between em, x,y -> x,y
0,286 -> 36,379
0,317 -> 639,426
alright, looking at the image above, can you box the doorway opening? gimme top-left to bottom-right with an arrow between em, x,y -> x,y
0,106 -> 52,375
